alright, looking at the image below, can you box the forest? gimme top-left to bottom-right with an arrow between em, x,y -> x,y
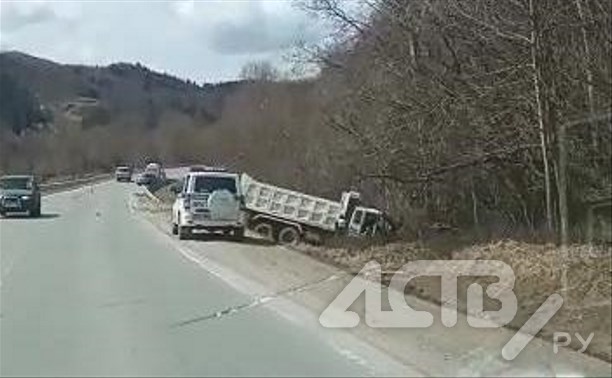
1,0 -> 610,243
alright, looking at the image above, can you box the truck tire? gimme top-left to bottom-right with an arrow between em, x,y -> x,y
178,225 -> 191,240
32,204 -> 41,217
278,226 -> 300,245
253,222 -> 274,242
171,223 -> 178,235
232,227 -> 245,242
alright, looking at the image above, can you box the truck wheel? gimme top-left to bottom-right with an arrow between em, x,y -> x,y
253,223 -> 274,242
232,227 -> 245,241
278,226 -> 300,245
178,225 -> 191,240
171,223 -> 178,235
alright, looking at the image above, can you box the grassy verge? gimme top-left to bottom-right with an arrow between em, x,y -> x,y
296,240 -> 611,362
145,179 -> 177,204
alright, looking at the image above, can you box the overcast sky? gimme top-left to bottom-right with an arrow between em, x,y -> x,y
0,0 -> 328,83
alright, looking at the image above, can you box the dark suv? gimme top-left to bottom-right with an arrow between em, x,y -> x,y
0,175 -> 41,217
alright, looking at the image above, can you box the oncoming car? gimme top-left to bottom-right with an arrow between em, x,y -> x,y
0,175 -> 42,217
114,165 -> 132,182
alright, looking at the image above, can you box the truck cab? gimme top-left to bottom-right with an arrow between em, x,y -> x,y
338,191 -> 394,237
346,207 -> 394,237
171,171 -> 244,240
144,162 -> 166,181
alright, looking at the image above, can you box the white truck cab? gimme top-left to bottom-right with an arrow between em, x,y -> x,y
171,171 -> 244,240
145,162 -> 166,180
346,207 -> 391,237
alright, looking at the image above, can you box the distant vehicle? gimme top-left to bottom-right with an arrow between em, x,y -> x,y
135,172 -> 156,186
0,175 -> 42,217
144,162 -> 166,180
188,165 -> 207,172
188,165 -> 227,173
240,174 -> 394,245
114,165 -> 132,182
171,171 -> 244,240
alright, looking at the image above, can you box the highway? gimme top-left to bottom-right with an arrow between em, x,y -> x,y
0,181 -> 406,376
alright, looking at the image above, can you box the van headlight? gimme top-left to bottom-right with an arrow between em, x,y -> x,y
21,195 -> 31,200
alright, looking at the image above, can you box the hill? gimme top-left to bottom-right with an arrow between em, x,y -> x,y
0,51 -> 244,134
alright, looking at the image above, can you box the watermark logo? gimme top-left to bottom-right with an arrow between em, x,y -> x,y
553,332 -> 594,354
319,260 -> 566,360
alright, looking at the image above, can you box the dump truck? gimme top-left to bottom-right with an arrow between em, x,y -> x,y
144,162 -> 166,181
240,174 -> 393,244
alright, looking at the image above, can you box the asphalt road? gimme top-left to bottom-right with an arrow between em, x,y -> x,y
0,181 -> 405,377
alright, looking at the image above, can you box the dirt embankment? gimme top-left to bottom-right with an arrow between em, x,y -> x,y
296,240 -> 612,362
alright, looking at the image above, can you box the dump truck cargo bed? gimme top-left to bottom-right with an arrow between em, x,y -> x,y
240,174 -> 343,232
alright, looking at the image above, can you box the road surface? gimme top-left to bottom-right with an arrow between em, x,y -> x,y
0,181 -> 407,376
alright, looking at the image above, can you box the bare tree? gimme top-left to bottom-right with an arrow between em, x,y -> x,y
239,61 -> 280,82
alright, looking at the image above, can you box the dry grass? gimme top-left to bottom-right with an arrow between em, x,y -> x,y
296,239 -> 612,362
148,180 -> 177,205
454,241 -> 611,362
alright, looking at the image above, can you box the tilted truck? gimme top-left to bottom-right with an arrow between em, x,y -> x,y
240,174 -> 394,244
144,162 -> 167,181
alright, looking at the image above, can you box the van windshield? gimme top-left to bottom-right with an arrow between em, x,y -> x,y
193,176 -> 237,194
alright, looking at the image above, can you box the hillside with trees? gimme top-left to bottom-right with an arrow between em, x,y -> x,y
1,0 -> 610,244
189,0 -> 611,244
297,0 -> 612,244
0,51 -> 244,175
0,72 -> 51,134
0,51 -> 243,134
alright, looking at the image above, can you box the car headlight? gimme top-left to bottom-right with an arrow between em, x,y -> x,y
21,195 -> 31,200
